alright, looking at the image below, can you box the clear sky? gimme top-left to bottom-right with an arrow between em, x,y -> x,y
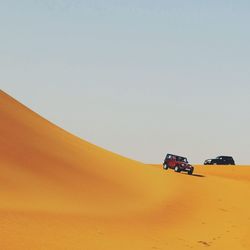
1,1 -> 250,164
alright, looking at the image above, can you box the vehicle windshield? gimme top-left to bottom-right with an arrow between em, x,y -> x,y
177,157 -> 188,163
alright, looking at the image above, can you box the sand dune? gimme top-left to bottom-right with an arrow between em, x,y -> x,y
0,90 -> 249,250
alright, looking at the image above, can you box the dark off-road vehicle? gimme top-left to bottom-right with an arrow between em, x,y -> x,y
163,153 -> 194,175
204,156 -> 235,165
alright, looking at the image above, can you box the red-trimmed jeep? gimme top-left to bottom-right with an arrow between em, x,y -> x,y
163,153 -> 194,175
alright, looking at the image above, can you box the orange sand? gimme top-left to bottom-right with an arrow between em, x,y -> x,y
0,90 -> 249,249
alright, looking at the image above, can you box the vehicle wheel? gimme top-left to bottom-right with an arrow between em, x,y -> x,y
174,166 -> 180,172
188,169 -> 193,175
163,164 -> 168,170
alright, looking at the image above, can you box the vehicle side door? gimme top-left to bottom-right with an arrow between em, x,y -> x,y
167,155 -> 176,168
218,157 -> 224,164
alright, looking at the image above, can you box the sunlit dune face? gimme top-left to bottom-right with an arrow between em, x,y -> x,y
0,90 -> 249,250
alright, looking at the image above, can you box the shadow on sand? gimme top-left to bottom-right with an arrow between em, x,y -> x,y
191,173 -> 206,178
181,173 -> 206,178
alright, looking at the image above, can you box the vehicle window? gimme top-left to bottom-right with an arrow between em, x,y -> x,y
176,157 -> 187,163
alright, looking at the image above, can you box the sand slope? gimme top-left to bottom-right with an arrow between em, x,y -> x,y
0,90 -> 249,250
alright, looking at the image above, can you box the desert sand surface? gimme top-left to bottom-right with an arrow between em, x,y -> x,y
0,90 -> 249,250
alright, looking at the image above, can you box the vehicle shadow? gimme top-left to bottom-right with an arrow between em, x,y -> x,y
181,173 -> 206,178
191,173 -> 206,178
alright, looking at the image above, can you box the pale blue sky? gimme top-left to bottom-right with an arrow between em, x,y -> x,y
1,1 -> 250,164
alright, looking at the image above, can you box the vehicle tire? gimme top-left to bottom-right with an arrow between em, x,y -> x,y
188,169 -> 193,175
174,166 -> 180,172
163,164 -> 168,170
